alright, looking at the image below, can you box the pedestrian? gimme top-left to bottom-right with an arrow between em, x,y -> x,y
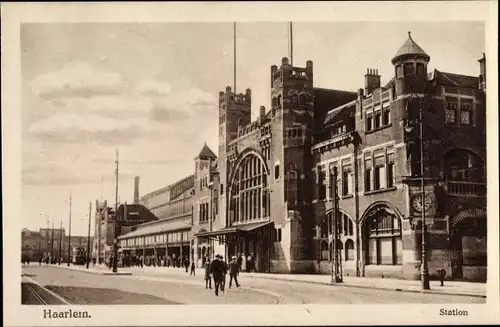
220,256 -> 228,292
190,261 -> 196,276
204,258 -> 212,289
247,254 -> 252,272
140,255 -> 144,268
39,256 -> 42,266
237,253 -> 243,272
210,255 -> 224,296
228,256 -> 240,288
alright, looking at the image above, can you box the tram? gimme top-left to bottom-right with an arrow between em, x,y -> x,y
72,246 -> 87,265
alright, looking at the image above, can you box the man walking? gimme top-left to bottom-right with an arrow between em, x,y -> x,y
228,256 -> 240,288
210,255 -> 224,296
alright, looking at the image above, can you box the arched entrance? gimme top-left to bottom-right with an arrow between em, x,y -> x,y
450,208 -> 487,281
361,204 -> 403,266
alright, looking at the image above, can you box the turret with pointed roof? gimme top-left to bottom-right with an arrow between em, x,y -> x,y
392,32 -> 431,97
392,31 -> 430,64
196,142 -> 217,160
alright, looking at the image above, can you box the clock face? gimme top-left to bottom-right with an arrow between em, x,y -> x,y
412,193 -> 432,213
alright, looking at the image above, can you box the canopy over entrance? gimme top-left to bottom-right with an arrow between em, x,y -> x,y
195,220 -> 273,244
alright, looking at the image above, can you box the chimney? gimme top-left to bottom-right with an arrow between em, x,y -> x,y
259,106 -> 266,121
365,68 -> 381,95
133,176 -> 140,204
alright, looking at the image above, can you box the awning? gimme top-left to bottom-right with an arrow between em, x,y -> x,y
195,221 -> 273,238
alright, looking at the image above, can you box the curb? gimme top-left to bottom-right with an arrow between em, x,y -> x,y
55,265 -> 132,276
245,275 -> 486,299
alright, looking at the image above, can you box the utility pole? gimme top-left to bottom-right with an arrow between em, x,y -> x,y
50,221 -> 54,264
87,201 -> 92,269
233,22 -> 237,93
331,167 -> 343,284
418,99 -> 430,290
45,216 -> 49,260
289,21 -> 293,66
58,220 -> 62,265
404,94 -> 431,290
113,148 -> 119,273
67,193 -> 72,266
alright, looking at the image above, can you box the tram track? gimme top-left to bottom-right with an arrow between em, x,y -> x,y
22,275 -> 73,305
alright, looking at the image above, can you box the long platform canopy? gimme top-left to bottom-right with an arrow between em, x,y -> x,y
195,220 -> 273,238
118,220 -> 191,240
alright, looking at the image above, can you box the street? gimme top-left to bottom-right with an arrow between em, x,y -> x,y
22,265 -> 485,304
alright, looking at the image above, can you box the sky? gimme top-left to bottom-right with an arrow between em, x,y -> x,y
21,22 -> 485,236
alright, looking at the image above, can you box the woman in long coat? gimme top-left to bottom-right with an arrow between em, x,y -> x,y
204,259 -> 212,289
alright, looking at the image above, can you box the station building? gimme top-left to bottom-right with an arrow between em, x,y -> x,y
116,33 -> 487,281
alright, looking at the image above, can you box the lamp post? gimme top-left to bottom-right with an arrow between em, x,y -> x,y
404,96 -> 430,290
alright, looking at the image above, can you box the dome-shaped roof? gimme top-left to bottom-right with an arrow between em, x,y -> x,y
392,32 -> 430,63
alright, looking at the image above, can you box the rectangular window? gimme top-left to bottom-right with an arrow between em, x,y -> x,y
318,166 -> 326,200
387,152 -> 395,188
366,115 -> 373,131
364,155 -> 372,192
403,63 -> 414,76
396,65 -> 403,78
460,104 -> 472,125
383,109 -> 391,125
416,63 -> 425,76
341,159 -> 352,196
374,154 -> 385,190
445,102 -> 457,124
374,113 -> 382,129
275,164 -> 280,179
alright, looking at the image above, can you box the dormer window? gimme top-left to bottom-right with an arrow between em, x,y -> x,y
291,94 -> 298,104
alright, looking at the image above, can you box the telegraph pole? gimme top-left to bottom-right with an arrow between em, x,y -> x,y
67,193 -> 72,266
331,167 -> 343,284
50,221 -> 54,264
113,149 -> 119,273
58,220 -> 62,265
289,21 -> 293,66
87,201 -> 92,269
233,22 -> 237,93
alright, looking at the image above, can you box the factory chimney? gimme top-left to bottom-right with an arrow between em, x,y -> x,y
133,176 -> 140,204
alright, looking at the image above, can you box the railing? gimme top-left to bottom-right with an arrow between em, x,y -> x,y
447,181 -> 486,197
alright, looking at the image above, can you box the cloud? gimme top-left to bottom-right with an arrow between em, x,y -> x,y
149,102 -> 191,122
136,79 -> 172,96
31,61 -> 127,99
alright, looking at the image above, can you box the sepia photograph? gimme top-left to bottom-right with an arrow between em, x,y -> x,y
3,1 -> 499,326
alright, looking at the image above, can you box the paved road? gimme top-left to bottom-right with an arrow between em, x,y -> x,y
22,266 -> 485,305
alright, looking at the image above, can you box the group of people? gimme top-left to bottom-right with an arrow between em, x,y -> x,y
203,255 -> 241,296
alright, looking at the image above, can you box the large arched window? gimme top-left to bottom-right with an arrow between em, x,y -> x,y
320,210 -> 354,238
229,154 -> 270,224
363,206 -> 402,265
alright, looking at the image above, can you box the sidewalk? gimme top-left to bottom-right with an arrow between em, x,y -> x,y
48,264 -> 486,298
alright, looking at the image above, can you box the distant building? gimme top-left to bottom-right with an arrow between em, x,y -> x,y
21,228 -> 93,263
92,199 -> 157,263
